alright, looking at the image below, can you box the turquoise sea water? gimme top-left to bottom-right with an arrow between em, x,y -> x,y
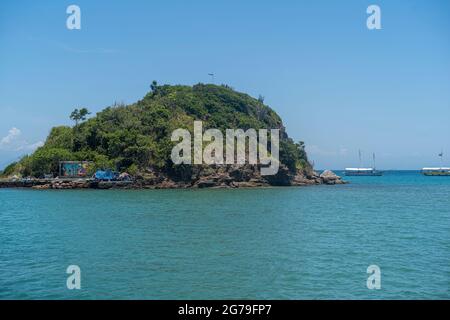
0,171 -> 449,299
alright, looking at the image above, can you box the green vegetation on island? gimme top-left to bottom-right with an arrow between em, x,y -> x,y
2,83 -> 312,181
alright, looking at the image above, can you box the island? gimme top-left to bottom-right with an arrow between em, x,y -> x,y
0,83 -> 345,189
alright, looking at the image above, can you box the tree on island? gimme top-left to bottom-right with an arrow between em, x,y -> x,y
150,80 -> 159,96
258,95 -> 265,104
70,108 -> 91,126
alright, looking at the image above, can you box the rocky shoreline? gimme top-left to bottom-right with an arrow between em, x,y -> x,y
0,166 -> 346,190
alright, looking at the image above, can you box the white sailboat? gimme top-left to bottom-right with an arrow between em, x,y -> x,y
345,150 -> 383,176
422,151 -> 450,176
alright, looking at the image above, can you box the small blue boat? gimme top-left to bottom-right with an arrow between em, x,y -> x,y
94,169 -> 118,181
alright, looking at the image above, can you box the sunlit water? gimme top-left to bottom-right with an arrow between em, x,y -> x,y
0,171 -> 449,299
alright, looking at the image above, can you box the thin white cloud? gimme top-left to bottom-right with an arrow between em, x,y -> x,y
0,127 -> 21,146
16,140 -> 44,152
0,127 -> 43,152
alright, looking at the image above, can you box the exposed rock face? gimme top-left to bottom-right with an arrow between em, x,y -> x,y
30,179 -> 91,190
0,168 -> 346,190
320,170 -> 345,185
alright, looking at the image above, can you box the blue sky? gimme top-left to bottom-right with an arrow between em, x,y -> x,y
0,0 -> 449,170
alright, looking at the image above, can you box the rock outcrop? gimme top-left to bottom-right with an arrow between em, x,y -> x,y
319,170 -> 345,185
0,168 -> 346,190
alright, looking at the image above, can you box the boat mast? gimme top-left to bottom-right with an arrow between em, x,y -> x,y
373,153 -> 376,170
439,150 -> 444,169
359,149 -> 362,169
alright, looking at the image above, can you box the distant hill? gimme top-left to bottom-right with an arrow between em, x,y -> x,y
2,83 -> 313,185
